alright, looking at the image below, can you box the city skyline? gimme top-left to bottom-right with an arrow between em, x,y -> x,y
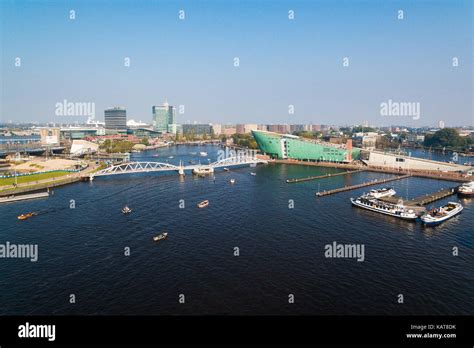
1,0 -> 472,127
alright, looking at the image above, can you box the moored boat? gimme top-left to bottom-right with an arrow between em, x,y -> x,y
193,166 -> 214,175
153,232 -> 168,242
420,202 -> 463,225
197,200 -> 209,208
365,187 -> 396,199
457,181 -> 474,197
250,172 -> 257,176
230,178 -> 235,184
350,197 -> 417,220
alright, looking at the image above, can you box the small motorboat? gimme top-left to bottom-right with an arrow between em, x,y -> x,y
223,168 -> 230,172
199,152 -> 208,157
17,212 -> 37,220
230,178 -> 236,184
168,156 -> 174,159
153,232 -> 168,242
420,202 -> 463,225
122,206 -> 132,214
197,200 -> 209,208
250,172 -> 257,176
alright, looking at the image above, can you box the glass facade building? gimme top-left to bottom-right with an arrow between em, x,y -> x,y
152,102 -> 175,133
104,107 -> 127,132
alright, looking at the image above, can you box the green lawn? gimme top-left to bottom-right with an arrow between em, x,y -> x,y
90,164 -> 107,173
0,171 -> 71,186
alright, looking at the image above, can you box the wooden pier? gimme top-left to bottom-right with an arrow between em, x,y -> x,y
286,169 -> 364,183
379,187 -> 457,206
316,174 -> 412,196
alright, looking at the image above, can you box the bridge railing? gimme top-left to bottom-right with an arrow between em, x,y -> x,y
209,155 -> 267,167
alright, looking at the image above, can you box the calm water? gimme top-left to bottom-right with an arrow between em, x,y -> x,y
0,145 -> 473,315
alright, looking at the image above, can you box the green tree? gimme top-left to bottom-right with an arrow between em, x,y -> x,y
352,126 -> 376,134
293,131 -> 314,139
424,128 -> 466,148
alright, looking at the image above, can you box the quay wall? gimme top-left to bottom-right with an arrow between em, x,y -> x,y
366,151 -> 470,173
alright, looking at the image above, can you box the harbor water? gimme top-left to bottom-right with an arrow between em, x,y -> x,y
0,145 -> 473,315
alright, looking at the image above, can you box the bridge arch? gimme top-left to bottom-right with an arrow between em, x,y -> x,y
91,161 -> 180,178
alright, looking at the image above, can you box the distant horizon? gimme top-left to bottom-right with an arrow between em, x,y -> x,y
0,119 -> 472,130
1,0 -> 472,126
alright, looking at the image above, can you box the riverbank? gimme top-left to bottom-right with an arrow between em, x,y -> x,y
0,176 -> 82,197
0,163 -> 101,197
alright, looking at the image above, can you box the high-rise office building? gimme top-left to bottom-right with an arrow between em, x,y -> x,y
152,101 -> 175,133
104,107 -> 127,132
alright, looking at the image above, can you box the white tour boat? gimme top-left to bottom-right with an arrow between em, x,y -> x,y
458,181 -> 474,197
192,166 -> 214,175
350,196 -> 417,220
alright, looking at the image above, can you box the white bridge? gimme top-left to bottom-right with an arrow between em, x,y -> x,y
90,156 -> 267,179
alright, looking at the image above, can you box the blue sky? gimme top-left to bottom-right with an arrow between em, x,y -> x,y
1,0 -> 472,126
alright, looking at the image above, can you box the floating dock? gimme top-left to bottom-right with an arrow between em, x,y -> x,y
286,169 -> 364,183
379,187 -> 457,206
316,174 -> 412,196
0,190 -> 49,204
